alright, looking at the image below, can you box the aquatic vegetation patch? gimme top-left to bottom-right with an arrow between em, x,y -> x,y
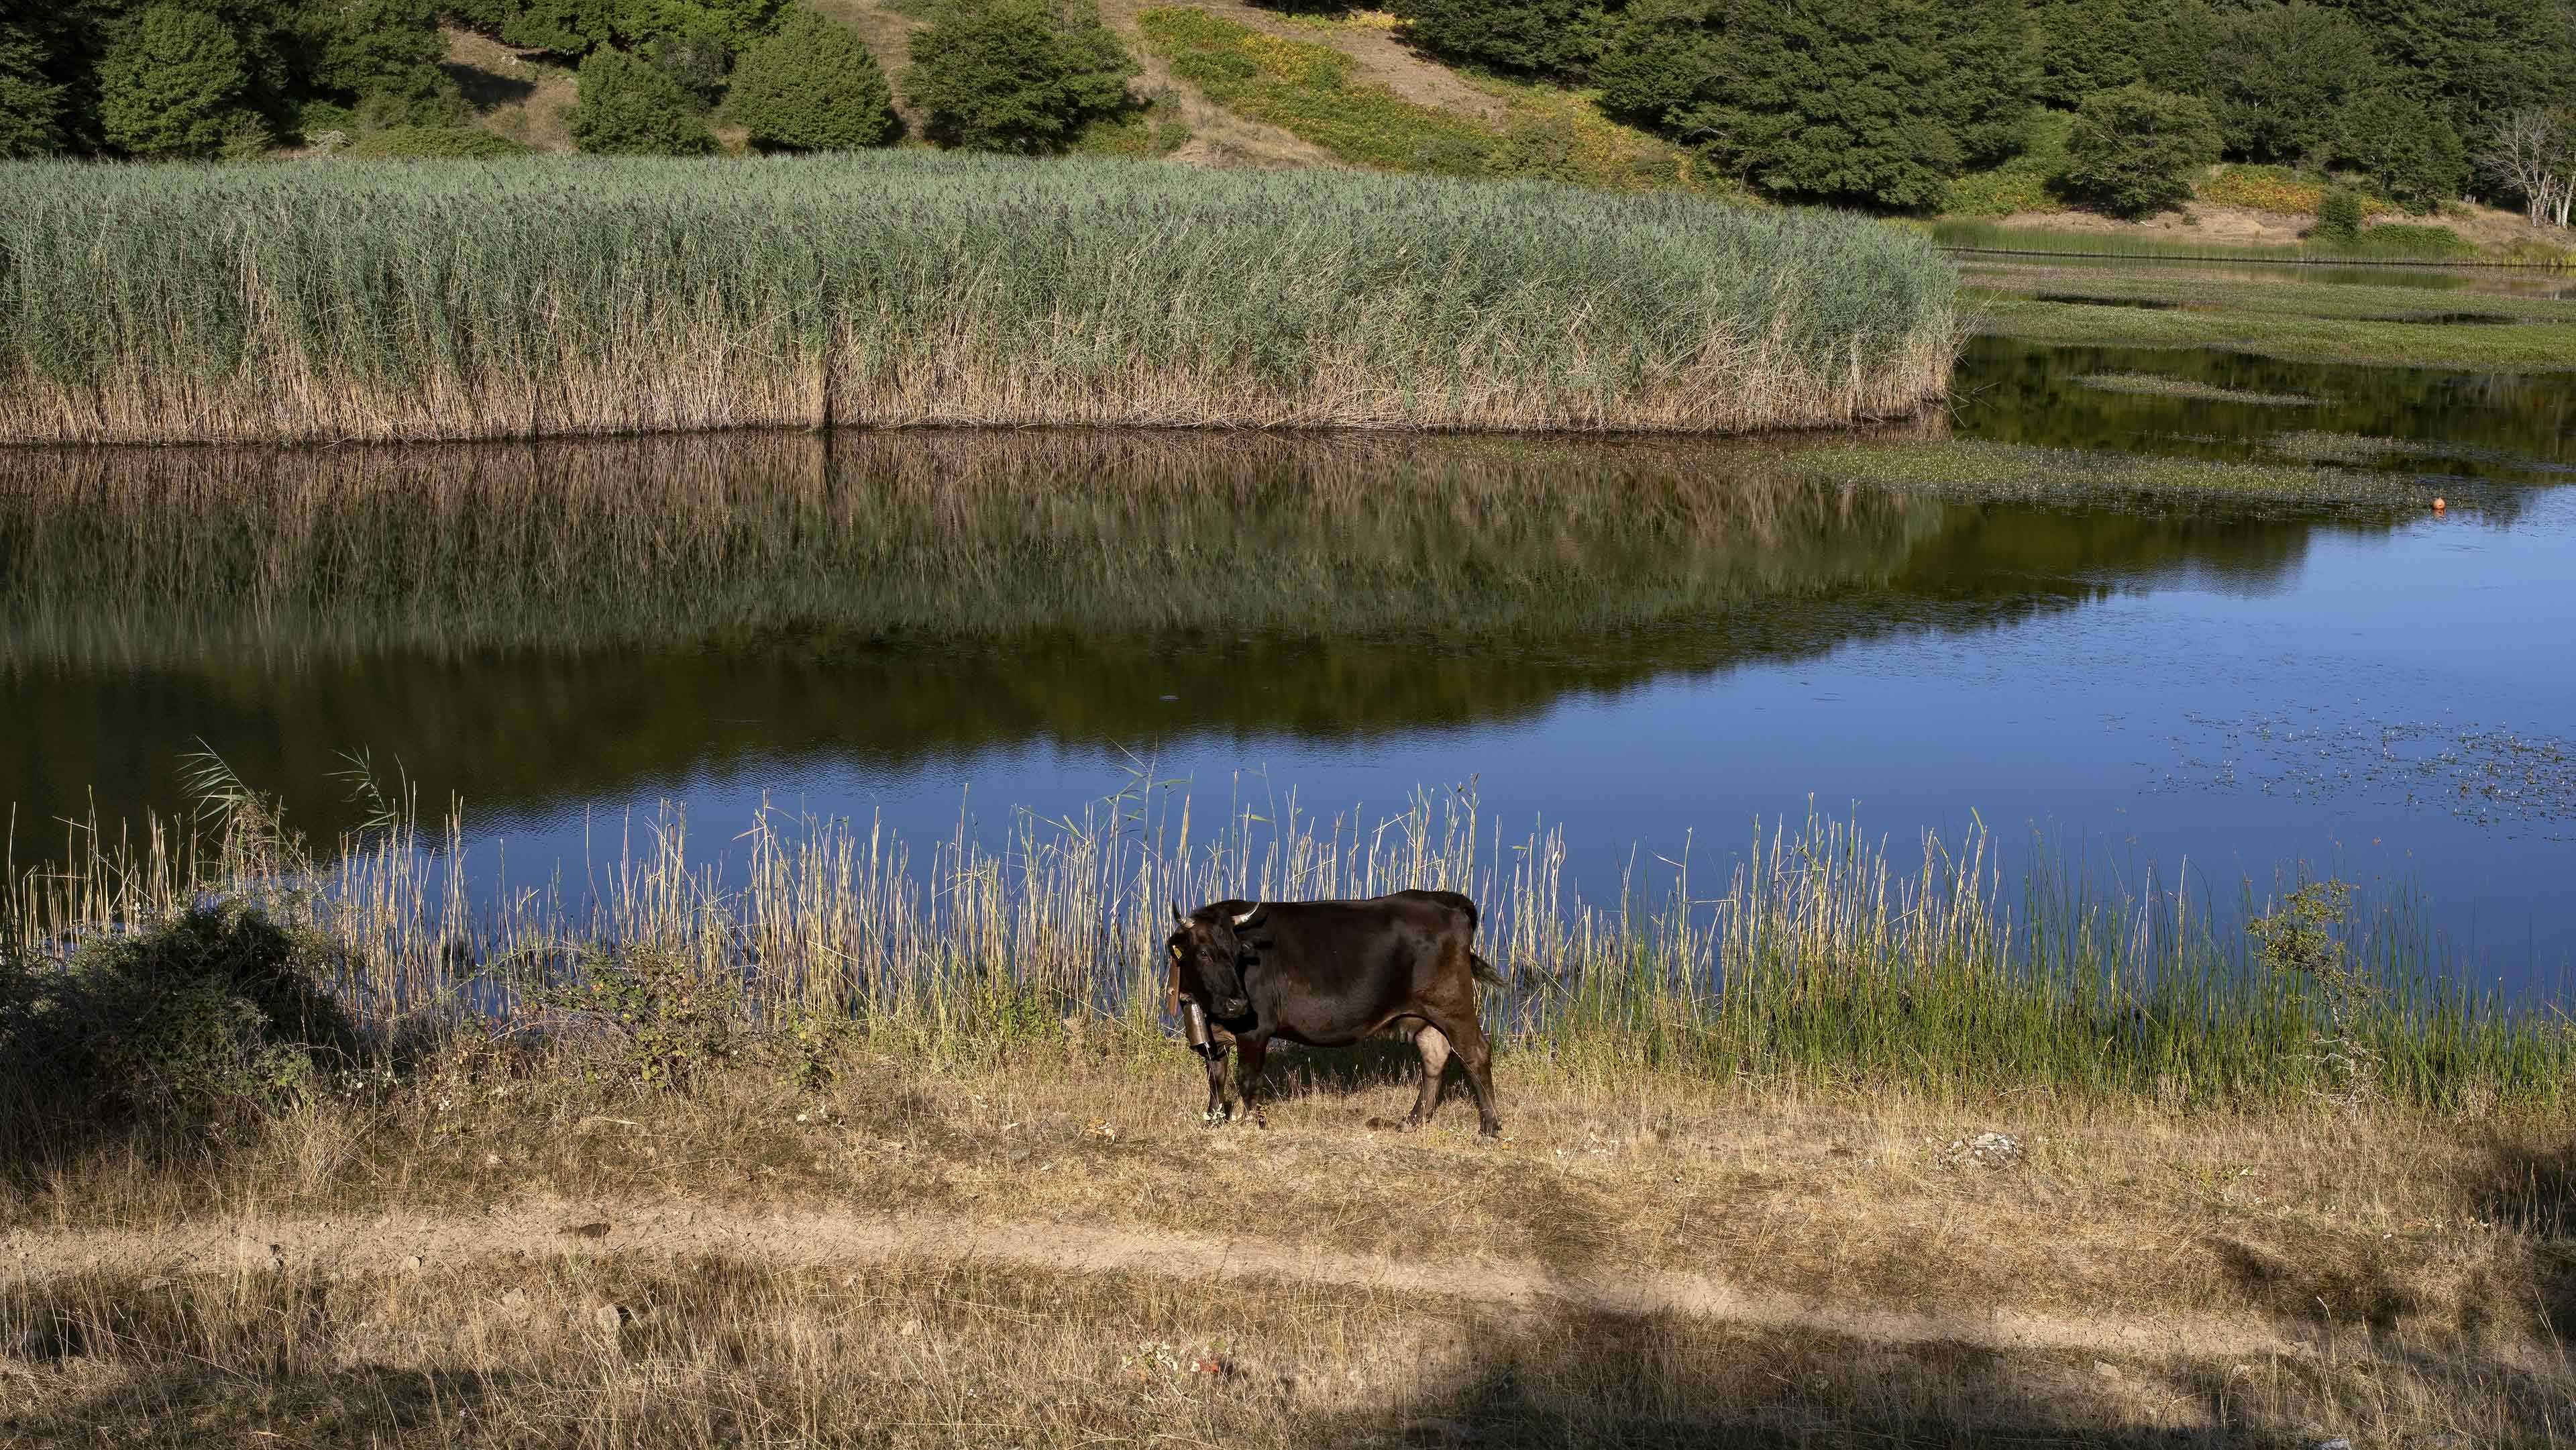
0,154 -> 1950,443
2162,714 -> 2576,837
2074,374 -> 2324,406
2261,431 -> 2576,475
1786,439 -> 2428,509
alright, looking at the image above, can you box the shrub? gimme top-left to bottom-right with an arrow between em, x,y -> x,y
1,904 -> 358,1130
1072,106 -> 1190,158
2061,83 -> 2220,219
97,4 -> 250,158
570,47 -> 720,154
350,125 -> 537,158
2313,186 -> 2363,241
650,31 -> 733,106
523,945 -> 740,1089
729,8 -> 898,151
903,0 -> 1137,154
1381,0 -> 1603,79
2196,163 -> 2324,215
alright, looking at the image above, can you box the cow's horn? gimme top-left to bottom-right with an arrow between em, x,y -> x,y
1231,903 -> 1260,927
1172,904 -> 1185,925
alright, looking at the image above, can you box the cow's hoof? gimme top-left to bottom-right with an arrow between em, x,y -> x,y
1398,1116 -> 1426,1133
1477,1124 -> 1504,1141
1201,1110 -> 1231,1127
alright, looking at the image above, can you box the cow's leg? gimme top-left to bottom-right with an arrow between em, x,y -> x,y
1416,1008 -> 1501,1138
1199,1040 -> 1232,1123
1404,1022 -> 1451,1129
1233,1031 -> 1271,1127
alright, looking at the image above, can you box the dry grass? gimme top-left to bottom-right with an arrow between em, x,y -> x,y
4,1048 -> 2573,1447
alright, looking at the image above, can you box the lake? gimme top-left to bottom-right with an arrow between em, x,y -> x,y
5,333 -> 2572,987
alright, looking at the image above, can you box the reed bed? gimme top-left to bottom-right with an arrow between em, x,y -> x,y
8,782 -> 2565,1116
0,155 -> 1955,444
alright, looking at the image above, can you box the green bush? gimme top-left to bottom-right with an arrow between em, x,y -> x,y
1382,0 -> 1605,79
524,945 -> 739,1089
97,4 -> 250,158
902,0 -> 1137,154
1,904 -> 358,1129
570,47 -> 720,154
649,31 -> 733,105
1071,106 -> 1190,158
729,8 -> 898,151
350,125 -> 536,158
2061,83 -> 2220,219
2313,186 -> 2363,241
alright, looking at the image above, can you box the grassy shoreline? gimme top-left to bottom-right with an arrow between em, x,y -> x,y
8,786 -> 2572,1444
0,154 -> 1952,445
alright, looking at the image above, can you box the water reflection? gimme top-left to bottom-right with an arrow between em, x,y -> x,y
8,427 -> 2331,841
1953,336 -> 2576,478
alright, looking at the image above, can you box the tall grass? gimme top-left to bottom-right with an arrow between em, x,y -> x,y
8,782 -> 2564,1116
0,154 -> 1955,444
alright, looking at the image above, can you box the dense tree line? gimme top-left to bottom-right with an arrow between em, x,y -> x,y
0,0 -> 1134,160
1389,0 -> 2576,213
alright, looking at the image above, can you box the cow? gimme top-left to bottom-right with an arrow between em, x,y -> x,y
1164,890 -> 1506,1137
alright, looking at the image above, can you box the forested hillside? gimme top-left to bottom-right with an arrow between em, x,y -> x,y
3,0 -> 2570,225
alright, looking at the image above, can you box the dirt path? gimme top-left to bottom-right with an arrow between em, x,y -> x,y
0,1202 -> 2366,1365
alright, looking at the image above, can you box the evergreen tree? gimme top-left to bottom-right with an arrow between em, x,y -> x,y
0,23 -> 67,158
2315,0 -> 2575,147
2062,83 -> 2220,216
2029,0 -> 2139,108
1704,0 -> 1961,209
1590,0 -> 1722,127
902,0 -> 1136,154
2204,2 -> 2383,163
729,8 -> 897,150
1937,0 -> 2035,166
97,5 -> 250,157
568,46 -> 718,152
2333,89 -> 2466,207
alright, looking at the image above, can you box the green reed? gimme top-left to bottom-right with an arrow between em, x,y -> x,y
0,154 -> 1955,442
8,782 -> 2565,1116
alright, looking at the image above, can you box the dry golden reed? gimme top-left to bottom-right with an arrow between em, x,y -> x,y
0,153 -> 1957,443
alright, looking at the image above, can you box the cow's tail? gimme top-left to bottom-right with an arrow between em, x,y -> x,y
1469,950 -> 1509,988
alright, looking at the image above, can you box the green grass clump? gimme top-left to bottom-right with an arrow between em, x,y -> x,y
0,152 -> 1952,442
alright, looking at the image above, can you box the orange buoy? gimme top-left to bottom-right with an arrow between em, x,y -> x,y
2432,497 -> 2447,511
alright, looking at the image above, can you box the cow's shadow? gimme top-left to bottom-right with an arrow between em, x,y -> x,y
1240,1032 -> 1436,1111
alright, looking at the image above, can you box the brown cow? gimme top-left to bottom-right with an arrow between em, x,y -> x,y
1165,890 -> 1505,1137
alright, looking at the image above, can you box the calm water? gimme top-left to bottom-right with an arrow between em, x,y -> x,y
5,340 -> 2573,981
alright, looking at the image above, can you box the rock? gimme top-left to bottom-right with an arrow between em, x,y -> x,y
401,1253 -> 425,1273
1945,1131 -> 2024,1169
2092,1360 -> 2123,1383
2310,1439 -> 2353,1450
592,1303 -> 629,1336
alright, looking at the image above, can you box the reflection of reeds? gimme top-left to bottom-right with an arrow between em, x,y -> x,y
10,787 -> 2562,1114
0,156 -> 1955,444
0,430 -> 1951,665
